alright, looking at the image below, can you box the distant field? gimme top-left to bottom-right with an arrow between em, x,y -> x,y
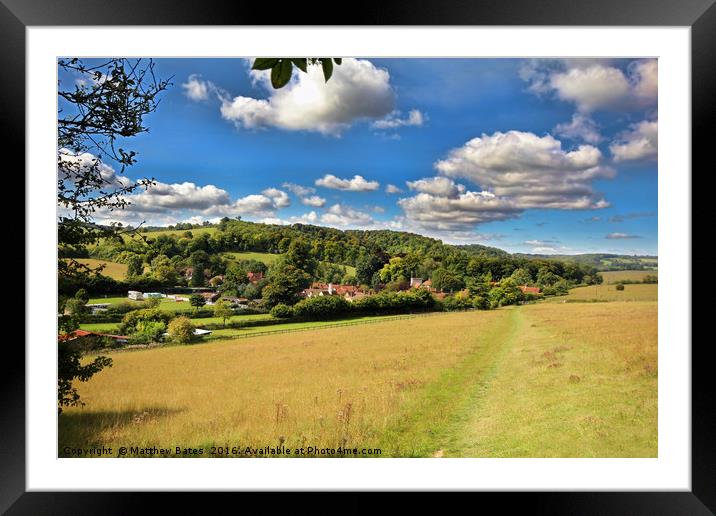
599,270 -> 658,284
139,227 -> 218,239
80,313 -> 273,334
222,251 -> 282,266
80,313 -> 419,338
87,296 -> 199,314
553,284 -> 658,302
60,302 -> 656,458
67,259 -> 128,281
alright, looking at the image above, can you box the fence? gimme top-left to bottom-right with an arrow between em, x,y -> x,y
211,309 -> 476,341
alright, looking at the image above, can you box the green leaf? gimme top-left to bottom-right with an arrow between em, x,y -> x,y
333,58 -> 342,65
291,58 -> 308,73
271,60 -> 293,89
321,58 -> 334,82
252,58 -> 278,70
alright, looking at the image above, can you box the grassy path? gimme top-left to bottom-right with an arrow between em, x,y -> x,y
376,301 -> 657,457
373,307 -> 522,457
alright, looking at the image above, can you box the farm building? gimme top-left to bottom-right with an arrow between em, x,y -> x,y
302,283 -> 369,299
221,296 -> 249,308
247,271 -> 265,283
200,292 -> 220,304
519,286 -> 541,295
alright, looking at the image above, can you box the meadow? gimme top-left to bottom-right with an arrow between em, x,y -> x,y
67,259 -> 128,281
599,270 -> 658,284
552,283 -> 658,302
60,301 -> 657,458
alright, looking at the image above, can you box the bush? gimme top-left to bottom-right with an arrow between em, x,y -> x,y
64,298 -> 88,316
134,320 -> 167,341
615,283 -> 625,291
472,295 -> 490,310
443,295 -> 472,311
270,303 -> 294,319
118,308 -> 172,335
167,316 -> 196,343
74,288 -> 90,304
294,295 -> 352,320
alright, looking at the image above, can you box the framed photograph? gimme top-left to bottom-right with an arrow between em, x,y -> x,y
7,0 -> 711,512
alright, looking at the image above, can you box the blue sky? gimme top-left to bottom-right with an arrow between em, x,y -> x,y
59,58 -> 658,255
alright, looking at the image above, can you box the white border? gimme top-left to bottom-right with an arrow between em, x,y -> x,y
27,27 -> 691,491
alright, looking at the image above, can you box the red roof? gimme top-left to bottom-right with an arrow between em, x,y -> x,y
519,285 -> 541,294
60,330 -> 128,342
247,271 -> 264,282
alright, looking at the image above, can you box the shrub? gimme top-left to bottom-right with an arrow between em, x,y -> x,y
118,308 -> 172,335
293,295 -> 352,320
134,320 -> 167,341
443,295 -> 472,311
167,316 -> 196,343
74,288 -> 90,304
615,283 -> 625,291
64,298 -> 88,316
472,295 -> 490,310
270,303 -> 294,319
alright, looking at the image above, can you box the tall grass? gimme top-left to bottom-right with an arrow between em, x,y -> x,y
60,310 -> 509,456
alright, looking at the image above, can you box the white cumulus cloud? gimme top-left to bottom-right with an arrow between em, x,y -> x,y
315,174 -> 380,192
610,119 -> 658,162
406,177 -> 465,198
320,204 -> 376,227
219,58 -> 396,135
520,59 -> 657,113
434,130 -> 613,210
553,113 -> 602,144
301,195 -> 326,207
372,109 -> 426,129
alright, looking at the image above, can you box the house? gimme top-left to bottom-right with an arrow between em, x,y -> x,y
60,329 -> 129,345
221,296 -> 249,309
127,290 -> 143,301
418,279 -> 437,293
247,271 -> 264,283
301,287 -> 331,298
200,291 -> 220,304
301,283 -> 369,299
519,285 -> 541,295
410,276 -> 424,288
345,291 -> 368,302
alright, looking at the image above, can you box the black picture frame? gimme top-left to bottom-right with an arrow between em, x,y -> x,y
5,0 -> 710,513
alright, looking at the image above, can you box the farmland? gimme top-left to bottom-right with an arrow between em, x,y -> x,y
552,283 -> 658,302
599,270 -> 658,284
66,259 -> 128,281
60,301 -> 657,458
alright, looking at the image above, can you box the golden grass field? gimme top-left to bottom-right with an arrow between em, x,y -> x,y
599,270 -> 658,284
59,300 -> 657,458
67,259 -> 128,281
552,283 -> 658,302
